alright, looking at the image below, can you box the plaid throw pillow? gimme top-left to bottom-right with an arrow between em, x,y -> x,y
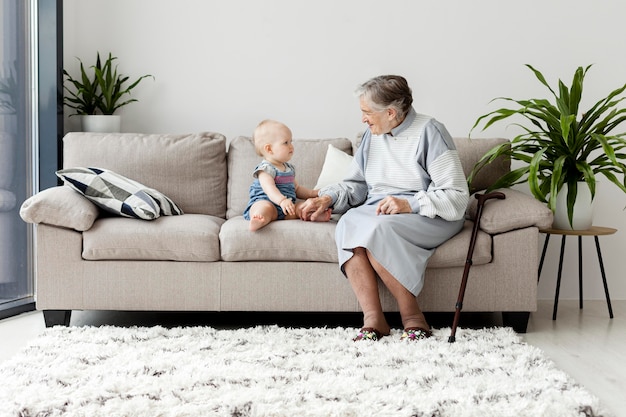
56,167 -> 183,220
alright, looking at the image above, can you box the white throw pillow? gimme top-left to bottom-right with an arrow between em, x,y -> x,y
19,186 -> 99,231
314,144 -> 354,189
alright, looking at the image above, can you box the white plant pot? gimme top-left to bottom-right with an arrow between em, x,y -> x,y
552,182 -> 594,230
81,115 -> 121,133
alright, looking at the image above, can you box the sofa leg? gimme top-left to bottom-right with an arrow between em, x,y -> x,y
43,310 -> 72,327
501,311 -> 530,333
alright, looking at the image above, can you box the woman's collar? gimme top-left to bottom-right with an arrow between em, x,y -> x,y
389,107 -> 417,137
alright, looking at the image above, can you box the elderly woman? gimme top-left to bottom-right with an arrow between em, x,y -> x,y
300,75 -> 469,341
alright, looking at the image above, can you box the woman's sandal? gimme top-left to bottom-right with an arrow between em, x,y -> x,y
400,327 -> 432,341
353,327 -> 386,342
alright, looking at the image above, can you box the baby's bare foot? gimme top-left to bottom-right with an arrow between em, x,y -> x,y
314,208 -> 332,222
249,213 -> 269,231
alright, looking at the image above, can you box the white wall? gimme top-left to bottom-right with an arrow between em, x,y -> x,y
63,0 -> 626,301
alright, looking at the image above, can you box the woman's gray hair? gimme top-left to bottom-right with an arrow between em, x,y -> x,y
355,75 -> 413,121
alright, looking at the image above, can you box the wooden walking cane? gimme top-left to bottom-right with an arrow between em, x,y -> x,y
448,191 -> 506,343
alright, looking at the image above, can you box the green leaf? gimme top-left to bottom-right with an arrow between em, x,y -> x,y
560,114 -> 576,143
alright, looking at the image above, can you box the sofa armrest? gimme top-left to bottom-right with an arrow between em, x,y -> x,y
20,186 -> 99,231
466,188 -> 553,234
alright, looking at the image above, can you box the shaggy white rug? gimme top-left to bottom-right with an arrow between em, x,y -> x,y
0,325 -> 609,417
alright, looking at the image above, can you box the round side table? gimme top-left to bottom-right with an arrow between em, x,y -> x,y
538,226 -> 616,320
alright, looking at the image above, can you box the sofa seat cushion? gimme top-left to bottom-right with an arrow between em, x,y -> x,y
428,220 -> 492,268
82,214 -> 224,261
220,217 -> 339,262
220,217 -> 492,267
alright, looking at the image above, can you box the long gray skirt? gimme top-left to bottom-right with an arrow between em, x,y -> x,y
335,202 -> 464,296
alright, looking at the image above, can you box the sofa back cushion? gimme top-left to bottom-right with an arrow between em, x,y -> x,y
63,132 -> 227,217
453,137 -> 510,192
227,136 -> 353,219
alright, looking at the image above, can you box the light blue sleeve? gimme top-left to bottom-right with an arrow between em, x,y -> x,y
408,120 -> 469,220
252,160 -> 277,179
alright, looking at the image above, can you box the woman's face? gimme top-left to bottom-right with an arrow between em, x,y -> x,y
360,96 -> 396,135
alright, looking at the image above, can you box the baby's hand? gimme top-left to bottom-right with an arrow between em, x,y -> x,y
279,198 -> 295,215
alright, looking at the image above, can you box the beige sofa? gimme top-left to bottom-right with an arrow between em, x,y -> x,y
20,132 -> 553,332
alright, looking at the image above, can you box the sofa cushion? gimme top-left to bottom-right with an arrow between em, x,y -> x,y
19,186 -> 99,231
227,136 -> 353,219
62,132 -> 227,217
56,167 -> 183,220
453,137 -> 510,193
466,188 -> 554,234
82,214 -> 224,261
427,220 -> 492,268
220,216 -> 339,262
220,217 -> 493,268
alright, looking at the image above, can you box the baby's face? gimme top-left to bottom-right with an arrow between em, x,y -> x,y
268,126 -> 294,163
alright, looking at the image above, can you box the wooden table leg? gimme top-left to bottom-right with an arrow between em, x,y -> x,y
594,236 -> 614,319
553,235 -> 567,320
578,235 -> 583,310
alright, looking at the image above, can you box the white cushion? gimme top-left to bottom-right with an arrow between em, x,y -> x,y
314,144 -> 354,189
19,186 -> 99,231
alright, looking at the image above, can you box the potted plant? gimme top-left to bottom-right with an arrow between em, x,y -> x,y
468,64 -> 626,229
63,52 -> 153,132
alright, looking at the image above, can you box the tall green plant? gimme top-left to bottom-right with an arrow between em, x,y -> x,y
469,65 -> 626,227
93,52 -> 153,115
63,52 -> 153,116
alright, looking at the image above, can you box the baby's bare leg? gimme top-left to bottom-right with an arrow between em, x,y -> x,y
295,202 -> 332,222
248,200 -> 278,231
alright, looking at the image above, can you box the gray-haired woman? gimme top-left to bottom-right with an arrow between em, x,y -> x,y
299,75 -> 469,341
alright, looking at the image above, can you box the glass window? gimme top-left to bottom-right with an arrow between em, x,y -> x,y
0,0 -> 35,314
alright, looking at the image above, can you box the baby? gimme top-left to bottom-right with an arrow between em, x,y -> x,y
243,120 -> 332,231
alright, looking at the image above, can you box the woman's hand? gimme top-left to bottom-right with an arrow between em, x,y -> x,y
299,195 -> 333,221
376,196 -> 411,215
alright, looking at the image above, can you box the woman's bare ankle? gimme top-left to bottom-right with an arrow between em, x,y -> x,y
362,312 -> 391,335
401,313 -> 430,331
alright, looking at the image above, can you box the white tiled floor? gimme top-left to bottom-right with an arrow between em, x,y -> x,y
523,300 -> 625,416
1,300 -> 624,416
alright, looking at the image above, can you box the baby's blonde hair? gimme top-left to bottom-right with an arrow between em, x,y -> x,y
252,119 -> 291,156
